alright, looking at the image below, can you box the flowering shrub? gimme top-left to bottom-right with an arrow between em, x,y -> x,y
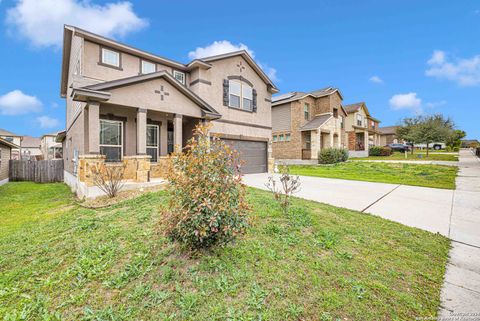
318,148 -> 349,164
162,123 -> 249,249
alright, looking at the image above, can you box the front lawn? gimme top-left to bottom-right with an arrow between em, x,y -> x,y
289,162 -> 457,189
0,183 -> 450,320
354,151 -> 458,162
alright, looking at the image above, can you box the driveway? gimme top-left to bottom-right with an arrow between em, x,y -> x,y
244,149 -> 480,314
244,173 -> 454,236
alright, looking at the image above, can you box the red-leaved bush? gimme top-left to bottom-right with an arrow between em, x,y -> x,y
162,123 -> 249,249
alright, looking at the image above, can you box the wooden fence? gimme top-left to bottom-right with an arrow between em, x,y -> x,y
9,160 -> 64,183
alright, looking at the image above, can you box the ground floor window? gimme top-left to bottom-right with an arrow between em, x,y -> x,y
100,119 -> 123,162
146,124 -> 159,162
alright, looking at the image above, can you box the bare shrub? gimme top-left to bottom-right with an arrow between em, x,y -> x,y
265,164 -> 301,215
92,164 -> 126,198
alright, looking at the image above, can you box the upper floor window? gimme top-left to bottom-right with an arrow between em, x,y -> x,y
285,133 -> 291,142
4,136 -> 14,142
273,135 -> 278,142
371,121 -> 376,129
229,80 -> 253,111
173,70 -> 186,85
141,60 -> 156,74
356,114 -> 363,127
304,103 -> 310,120
333,108 -> 338,118
340,116 -> 344,129
101,48 -> 120,68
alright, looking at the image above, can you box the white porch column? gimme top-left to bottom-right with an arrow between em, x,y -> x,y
173,114 -> 183,152
136,108 -> 147,155
87,101 -> 100,154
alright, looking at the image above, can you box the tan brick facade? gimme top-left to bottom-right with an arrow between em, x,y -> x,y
272,91 -> 347,160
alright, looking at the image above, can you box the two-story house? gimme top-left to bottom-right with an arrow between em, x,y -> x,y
41,132 -> 63,159
271,87 -> 347,160
344,102 -> 379,157
58,25 -> 278,197
0,128 -> 22,160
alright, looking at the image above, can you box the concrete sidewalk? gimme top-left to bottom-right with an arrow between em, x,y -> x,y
439,150 -> 480,316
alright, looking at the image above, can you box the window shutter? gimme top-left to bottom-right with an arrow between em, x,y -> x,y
252,88 -> 257,112
223,79 -> 229,106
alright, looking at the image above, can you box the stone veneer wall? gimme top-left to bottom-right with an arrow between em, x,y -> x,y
79,155 -> 152,186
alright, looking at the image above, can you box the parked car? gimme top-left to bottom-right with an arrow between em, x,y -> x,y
387,143 -> 410,152
414,142 -> 446,150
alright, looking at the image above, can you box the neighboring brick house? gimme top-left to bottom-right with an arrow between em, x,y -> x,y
379,126 -> 399,145
58,25 -> 278,197
344,102 -> 381,157
271,87 -> 347,160
0,137 -> 19,186
0,128 -> 22,160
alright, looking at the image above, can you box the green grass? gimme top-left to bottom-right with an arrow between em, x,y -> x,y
354,151 -> 458,161
0,183 -> 450,320
289,162 -> 457,189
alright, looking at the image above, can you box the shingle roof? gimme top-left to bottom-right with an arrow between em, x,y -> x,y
0,137 -> 19,149
299,114 -> 332,131
21,136 -> 41,148
0,128 -> 20,137
378,126 -> 398,135
272,87 -> 342,106
344,102 -> 364,114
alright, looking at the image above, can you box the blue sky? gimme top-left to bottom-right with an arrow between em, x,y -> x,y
0,0 -> 479,139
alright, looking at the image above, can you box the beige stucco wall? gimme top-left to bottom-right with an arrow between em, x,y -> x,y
0,144 -> 11,181
82,40 -> 175,83
106,78 -> 203,119
189,55 -> 272,132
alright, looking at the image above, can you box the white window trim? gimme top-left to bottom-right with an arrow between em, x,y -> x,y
173,70 -> 186,85
100,119 -> 123,161
228,80 -> 253,111
101,48 -> 120,67
141,60 -> 156,74
146,124 -> 159,162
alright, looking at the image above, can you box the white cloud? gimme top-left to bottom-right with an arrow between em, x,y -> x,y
425,100 -> 447,108
36,116 -> 60,129
389,93 -> 422,113
369,75 -> 383,84
0,90 -> 42,115
6,0 -> 148,48
188,40 -> 253,60
425,50 -> 480,86
188,40 -> 279,82
427,50 -> 446,65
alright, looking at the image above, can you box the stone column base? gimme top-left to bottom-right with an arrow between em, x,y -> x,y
123,155 -> 151,183
150,156 -> 171,179
78,154 -> 106,186
268,157 -> 275,173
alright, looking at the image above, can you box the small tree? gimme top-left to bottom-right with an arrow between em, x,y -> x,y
162,123 -> 249,249
446,130 -> 466,150
91,163 -> 126,198
265,164 -> 301,215
397,114 -> 454,156
397,117 -> 421,155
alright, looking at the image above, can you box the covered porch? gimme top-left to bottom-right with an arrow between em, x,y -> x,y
71,71 -> 220,187
347,128 -> 369,157
301,129 -> 337,160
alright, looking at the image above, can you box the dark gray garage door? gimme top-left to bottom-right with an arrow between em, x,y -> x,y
221,139 -> 267,174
